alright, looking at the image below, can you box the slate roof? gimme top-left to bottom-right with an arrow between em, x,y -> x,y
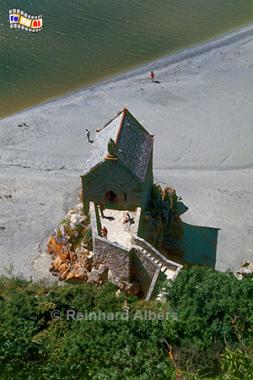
83,109 -> 153,182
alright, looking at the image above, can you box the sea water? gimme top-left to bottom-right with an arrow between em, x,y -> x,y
0,0 -> 253,118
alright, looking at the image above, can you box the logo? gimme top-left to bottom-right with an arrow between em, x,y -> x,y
9,9 -> 43,32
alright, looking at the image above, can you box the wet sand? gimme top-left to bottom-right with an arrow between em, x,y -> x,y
0,24 -> 253,279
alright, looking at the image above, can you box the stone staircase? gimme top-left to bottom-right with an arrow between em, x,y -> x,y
134,245 -> 180,281
132,236 -> 183,300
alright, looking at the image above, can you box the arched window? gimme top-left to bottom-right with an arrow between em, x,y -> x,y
105,191 -> 118,203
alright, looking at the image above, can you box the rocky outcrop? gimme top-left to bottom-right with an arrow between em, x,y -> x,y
47,202 -> 94,282
235,260 -> 253,280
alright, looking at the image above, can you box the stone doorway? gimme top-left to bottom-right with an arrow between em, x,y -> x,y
105,191 -> 118,203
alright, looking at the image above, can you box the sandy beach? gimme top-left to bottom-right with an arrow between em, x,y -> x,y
0,24 -> 253,279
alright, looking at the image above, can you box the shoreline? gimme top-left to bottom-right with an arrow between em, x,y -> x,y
0,22 -> 252,279
2,21 -> 253,121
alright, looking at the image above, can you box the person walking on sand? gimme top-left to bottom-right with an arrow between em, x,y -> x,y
149,71 -> 155,82
101,226 -> 108,239
85,129 -> 93,143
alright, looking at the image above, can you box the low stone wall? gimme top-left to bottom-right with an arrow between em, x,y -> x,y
89,202 -> 99,241
132,207 -> 142,236
145,268 -> 161,301
94,236 -> 130,282
94,203 -> 102,236
90,201 -> 131,283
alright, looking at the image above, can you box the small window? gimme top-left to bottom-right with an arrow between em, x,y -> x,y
124,193 -> 127,201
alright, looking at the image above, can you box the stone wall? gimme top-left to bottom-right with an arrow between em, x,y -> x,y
131,207 -> 142,237
145,268 -> 161,301
82,160 -> 143,211
132,247 -> 158,279
90,201 -> 131,283
130,247 -> 158,296
93,236 -> 130,282
89,202 -> 99,241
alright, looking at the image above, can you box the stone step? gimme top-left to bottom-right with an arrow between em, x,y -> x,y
144,252 -> 165,268
156,287 -> 167,302
136,246 -> 177,276
164,268 -> 176,280
149,258 -> 161,267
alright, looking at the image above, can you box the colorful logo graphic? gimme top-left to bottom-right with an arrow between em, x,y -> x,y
9,9 -> 43,32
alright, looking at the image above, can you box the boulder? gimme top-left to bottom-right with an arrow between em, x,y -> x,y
58,262 -> 69,274
76,202 -> 83,211
76,248 -> 90,256
71,261 -> 83,271
59,264 -> 71,281
79,255 -> 93,272
236,260 -> 253,278
74,268 -> 88,281
69,252 -> 78,261
49,256 -> 66,273
59,250 -> 71,261
70,213 -> 85,226
87,265 -> 109,284
66,271 -> 76,281
66,269 -> 87,281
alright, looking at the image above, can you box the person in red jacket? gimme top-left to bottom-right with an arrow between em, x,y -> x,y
101,226 -> 108,239
149,71 -> 155,81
